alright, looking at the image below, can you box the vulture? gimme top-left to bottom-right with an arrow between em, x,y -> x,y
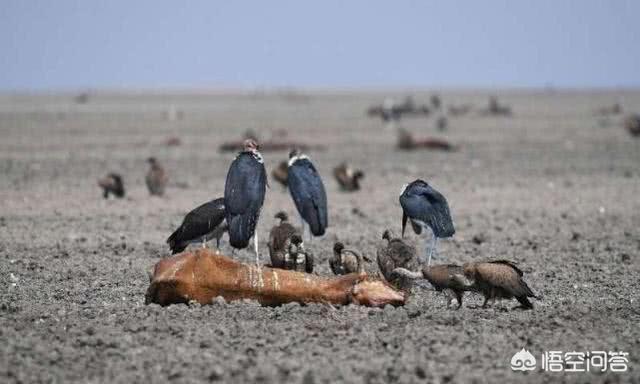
287,149 -> 328,239
224,139 -> 267,265
271,160 -> 289,188
485,96 -> 512,116
452,260 -> 540,309
166,198 -> 227,254
145,157 -> 168,196
329,242 -> 368,275
430,94 -> 442,110
97,173 -> 125,199
267,211 -> 300,269
392,264 -> 466,309
376,229 -> 419,291
624,114 -> 640,137
423,264 -> 466,308
333,163 -> 364,191
289,234 -> 314,273
399,179 -> 455,265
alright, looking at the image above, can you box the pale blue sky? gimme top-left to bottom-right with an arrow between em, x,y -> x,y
1,0 -> 639,90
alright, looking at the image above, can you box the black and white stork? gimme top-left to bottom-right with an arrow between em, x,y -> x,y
224,139 -> 267,266
166,197 -> 228,254
399,179 -> 455,266
287,149 -> 328,240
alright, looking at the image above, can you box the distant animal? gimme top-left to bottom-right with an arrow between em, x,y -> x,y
166,198 -> 228,254
452,260 -> 540,309
272,161 -> 289,188
367,96 -> 430,123
97,173 -> 125,199
396,128 -> 455,151
289,234 -> 314,273
333,163 -> 364,191
330,242 -> 369,275
596,103 -> 622,116
624,114 -> 640,137
287,149 -> 328,239
267,211 -> 301,269
483,96 -> 512,116
400,179 -> 455,265
447,104 -> 472,117
392,264 -> 466,308
145,157 -> 168,196
74,92 -> 89,104
376,229 -> 419,291
224,139 -> 267,265
165,136 -> 182,146
436,116 -> 448,131
430,94 -> 442,110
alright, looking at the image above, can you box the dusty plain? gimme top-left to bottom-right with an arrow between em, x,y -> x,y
0,89 -> 639,383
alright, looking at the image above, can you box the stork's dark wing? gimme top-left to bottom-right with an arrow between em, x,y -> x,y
400,181 -> 455,238
167,198 -> 225,253
224,153 -> 267,248
287,159 -> 328,236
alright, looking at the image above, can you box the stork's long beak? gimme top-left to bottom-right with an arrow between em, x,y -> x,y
402,212 -> 407,238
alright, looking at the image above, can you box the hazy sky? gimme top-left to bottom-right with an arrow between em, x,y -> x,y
1,1 -> 639,90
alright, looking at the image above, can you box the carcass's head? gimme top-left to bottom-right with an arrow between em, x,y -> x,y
350,278 -> 405,307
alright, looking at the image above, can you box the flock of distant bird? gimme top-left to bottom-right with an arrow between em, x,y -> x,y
99,134 -> 540,310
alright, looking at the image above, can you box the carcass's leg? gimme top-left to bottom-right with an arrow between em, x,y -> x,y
482,296 -> 489,308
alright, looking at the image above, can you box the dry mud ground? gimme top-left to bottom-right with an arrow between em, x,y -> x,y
0,90 -> 639,383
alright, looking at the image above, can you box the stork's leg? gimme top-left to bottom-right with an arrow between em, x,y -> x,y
202,237 -> 207,249
254,233 -> 260,267
420,225 -> 433,265
424,226 -> 438,266
299,215 -> 309,242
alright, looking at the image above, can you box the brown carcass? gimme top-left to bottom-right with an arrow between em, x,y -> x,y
145,249 -> 405,307
396,128 -> 456,151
